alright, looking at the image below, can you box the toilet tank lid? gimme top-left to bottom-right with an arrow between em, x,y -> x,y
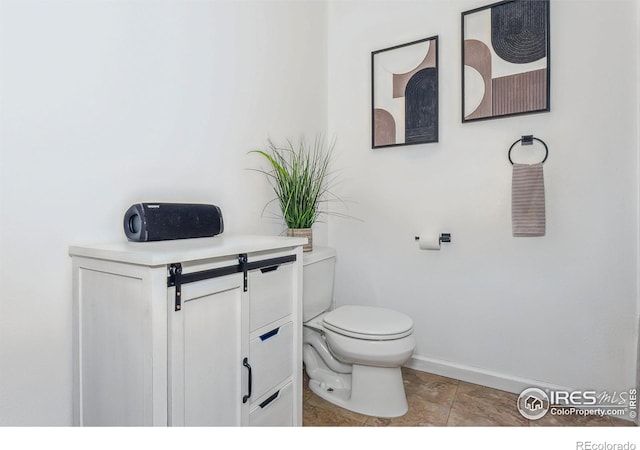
323,305 -> 413,337
302,246 -> 336,266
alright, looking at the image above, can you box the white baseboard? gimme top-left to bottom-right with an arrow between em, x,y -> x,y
405,354 -> 572,395
405,354 -> 637,424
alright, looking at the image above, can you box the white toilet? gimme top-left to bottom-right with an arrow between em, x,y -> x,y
302,246 -> 416,418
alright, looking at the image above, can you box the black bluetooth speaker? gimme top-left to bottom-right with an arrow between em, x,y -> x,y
123,203 -> 224,242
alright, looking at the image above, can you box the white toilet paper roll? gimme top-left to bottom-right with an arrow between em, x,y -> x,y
417,234 -> 441,250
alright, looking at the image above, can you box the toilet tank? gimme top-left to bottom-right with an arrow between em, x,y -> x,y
302,246 -> 336,322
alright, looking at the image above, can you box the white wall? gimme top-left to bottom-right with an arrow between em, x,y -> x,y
327,0 -> 639,397
0,0 -> 327,425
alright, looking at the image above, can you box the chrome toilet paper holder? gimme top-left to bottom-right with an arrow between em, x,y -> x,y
414,233 -> 451,244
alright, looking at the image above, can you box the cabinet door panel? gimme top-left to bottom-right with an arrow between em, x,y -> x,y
170,274 -> 247,426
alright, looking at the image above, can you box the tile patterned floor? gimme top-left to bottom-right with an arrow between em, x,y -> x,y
303,367 -> 636,427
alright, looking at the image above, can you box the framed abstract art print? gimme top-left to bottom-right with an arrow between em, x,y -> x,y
372,36 -> 439,148
462,0 -> 550,122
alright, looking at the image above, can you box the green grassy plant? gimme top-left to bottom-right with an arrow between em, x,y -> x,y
250,136 -> 335,229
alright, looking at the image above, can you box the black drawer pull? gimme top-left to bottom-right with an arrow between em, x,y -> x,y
242,357 -> 252,404
260,265 -> 279,273
259,327 -> 280,341
259,390 -> 281,409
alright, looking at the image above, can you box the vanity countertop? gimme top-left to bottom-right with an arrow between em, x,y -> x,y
69,234 -> 307,266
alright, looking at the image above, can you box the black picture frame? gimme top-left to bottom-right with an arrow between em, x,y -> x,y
372,35 -> 439,148
461,0 -> 550,123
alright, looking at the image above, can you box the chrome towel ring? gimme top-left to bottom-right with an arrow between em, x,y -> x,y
508,135 -> 549,165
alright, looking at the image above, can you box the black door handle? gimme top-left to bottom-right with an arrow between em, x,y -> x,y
242,357 -> 252,403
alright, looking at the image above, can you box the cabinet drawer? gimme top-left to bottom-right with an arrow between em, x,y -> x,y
249,262 -> 293,331
249,321 -> 293,402
249,382 -> 293,427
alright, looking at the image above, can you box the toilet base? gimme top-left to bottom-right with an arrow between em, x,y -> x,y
308,364 -> 408,418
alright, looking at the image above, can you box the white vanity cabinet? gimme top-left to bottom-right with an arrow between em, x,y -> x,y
70,235 -> 305,426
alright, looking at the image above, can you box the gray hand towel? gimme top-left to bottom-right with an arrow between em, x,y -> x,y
512,163 -> 545,237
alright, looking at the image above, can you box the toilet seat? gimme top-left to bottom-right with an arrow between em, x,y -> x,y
323,305 -> 413,340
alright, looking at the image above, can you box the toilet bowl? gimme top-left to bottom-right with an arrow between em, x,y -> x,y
322,305 -> 416,366
302,247 -> 416,418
